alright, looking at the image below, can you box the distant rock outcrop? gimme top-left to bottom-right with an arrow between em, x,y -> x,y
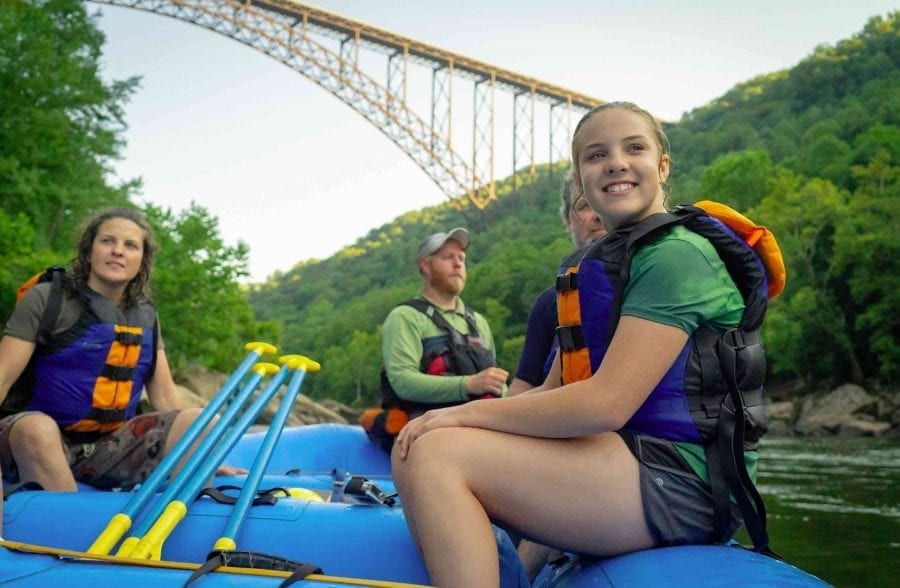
766,382 -> 897,437
172,363 -> 358,428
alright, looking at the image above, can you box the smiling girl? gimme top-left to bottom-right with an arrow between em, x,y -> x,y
392,102 -> 776,585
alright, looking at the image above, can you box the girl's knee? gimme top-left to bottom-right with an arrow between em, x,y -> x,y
401,428 -> 471,476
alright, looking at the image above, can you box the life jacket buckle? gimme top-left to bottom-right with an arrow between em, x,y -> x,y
556,325 -> 586,352
555,273 -> 578,292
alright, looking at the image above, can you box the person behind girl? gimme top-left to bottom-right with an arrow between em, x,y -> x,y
392,101 -> 771,586
0,207 -> 242,492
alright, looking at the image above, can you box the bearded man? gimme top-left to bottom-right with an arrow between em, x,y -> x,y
362,228 -> 507,451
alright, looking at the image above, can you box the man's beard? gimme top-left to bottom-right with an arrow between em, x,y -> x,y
431,273 -> 465,296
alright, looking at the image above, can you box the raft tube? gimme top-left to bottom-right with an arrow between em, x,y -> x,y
532,546 -> 831,587
0,540 -> 422,588
3,489 -> 428,584
226,423 -> 390,475
2,489 -> 527,587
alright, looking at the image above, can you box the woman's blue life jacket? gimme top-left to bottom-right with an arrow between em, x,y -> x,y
2,279 -> 158,444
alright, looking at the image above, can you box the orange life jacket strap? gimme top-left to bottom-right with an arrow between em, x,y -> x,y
557,265 -> 593,384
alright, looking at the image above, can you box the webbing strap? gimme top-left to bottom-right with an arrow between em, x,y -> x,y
37,267 -> 65,346
717,332 -> 780,559
115,330 -> 143,346
2,480 -> 44,499
100,364 -> 135,381
184,550 -> 322,587
401,299 -> 481,340
280,564 -> 327,587
196,485 -> 281,507
706,420 -> 734,544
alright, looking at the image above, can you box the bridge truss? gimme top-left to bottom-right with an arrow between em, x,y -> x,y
92,0 -> 602,209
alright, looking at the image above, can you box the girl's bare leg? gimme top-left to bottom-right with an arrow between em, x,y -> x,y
393,427 -> 653,587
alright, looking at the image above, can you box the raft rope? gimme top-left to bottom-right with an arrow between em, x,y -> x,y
0,539 -> 428,588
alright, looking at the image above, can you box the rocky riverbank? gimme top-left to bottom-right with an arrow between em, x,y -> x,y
172,365 -> 898,437
766,382 -> 899,437
173,364 -> 363,427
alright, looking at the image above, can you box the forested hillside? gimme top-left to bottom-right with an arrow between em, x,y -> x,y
2,2 -> 896,407
250,12 -> 899,404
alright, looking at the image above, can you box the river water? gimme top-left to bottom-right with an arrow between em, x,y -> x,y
744,436 -> 899,587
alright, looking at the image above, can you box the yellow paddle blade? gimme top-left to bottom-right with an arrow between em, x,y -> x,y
278,354 -> 321,372
243,341 -> 278,356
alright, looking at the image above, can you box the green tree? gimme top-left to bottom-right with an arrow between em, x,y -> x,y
698,149 -> 774,211
833,151 -> 900,382
0,0 -> 138,250
145,203 -> 275,372
752,174 -> 863,385
0,210 -> 62,321
318,329 -> 381,405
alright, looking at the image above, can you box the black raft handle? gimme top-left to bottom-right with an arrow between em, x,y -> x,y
183,549 -> 323,587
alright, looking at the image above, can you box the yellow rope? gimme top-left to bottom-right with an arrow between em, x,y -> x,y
0,539 -> 430,587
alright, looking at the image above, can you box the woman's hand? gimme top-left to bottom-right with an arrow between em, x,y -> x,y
394,404 -> 467,460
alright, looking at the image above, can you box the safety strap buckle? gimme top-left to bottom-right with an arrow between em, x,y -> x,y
343,476 -> 397,507
101,364 -> 135,381
556,273 -> 578,292
556,325 -> 585,351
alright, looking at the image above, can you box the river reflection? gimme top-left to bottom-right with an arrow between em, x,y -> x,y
739,436 -> 900,587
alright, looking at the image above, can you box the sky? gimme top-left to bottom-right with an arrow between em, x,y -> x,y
94,0 -> 897,282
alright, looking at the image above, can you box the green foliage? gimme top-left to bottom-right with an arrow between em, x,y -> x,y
319,329 -> 383,405
667,12 -> 900,201
698,150 -> 774,210
145,203 -> 274,372
751,147 -> 900,385
0,210 -> 63,321
0,0 -> 138,250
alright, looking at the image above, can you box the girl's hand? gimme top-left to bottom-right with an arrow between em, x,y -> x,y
394,405 -> 465,460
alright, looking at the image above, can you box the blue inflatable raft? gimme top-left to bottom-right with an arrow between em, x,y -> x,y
2,424 -> 830,587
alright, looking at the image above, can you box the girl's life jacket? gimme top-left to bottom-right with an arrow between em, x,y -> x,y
555,202 -> 785,556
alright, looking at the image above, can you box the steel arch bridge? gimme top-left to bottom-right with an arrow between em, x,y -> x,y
92,0 -> 602,209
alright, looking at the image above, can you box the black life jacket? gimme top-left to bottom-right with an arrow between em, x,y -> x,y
556,204 -> 781,556
380,299 -> 496,414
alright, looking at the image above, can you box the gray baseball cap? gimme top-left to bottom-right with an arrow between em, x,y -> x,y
417,227 -> 470,257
